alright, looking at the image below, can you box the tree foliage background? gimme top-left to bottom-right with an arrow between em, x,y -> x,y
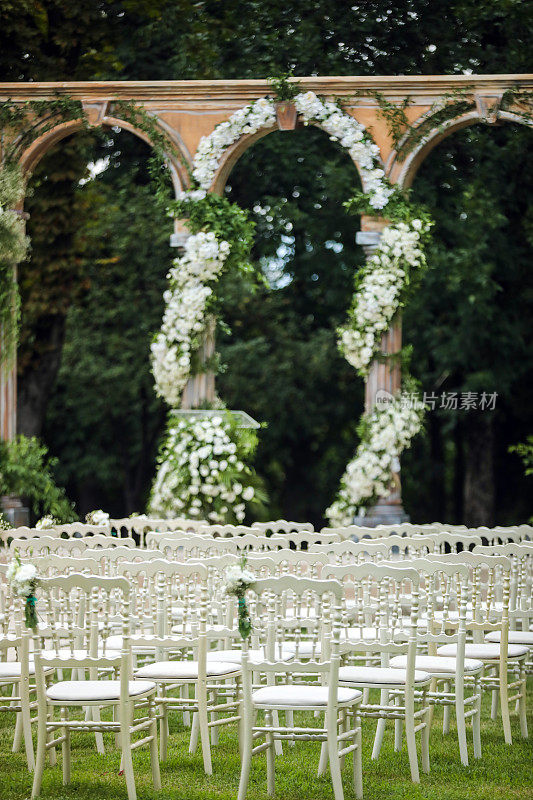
1,0 -> 532,524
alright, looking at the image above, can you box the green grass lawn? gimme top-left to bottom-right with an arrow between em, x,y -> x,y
1,681 -> 532,800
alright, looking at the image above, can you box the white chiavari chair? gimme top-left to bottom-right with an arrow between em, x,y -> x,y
31,574 -> 160,800
382,557 -> 484,764
322,562 -> 431,782
0,574 -> 56,772
237,575 -> 363,800
128,561 -> 242,773
431,552 -> 528,744
474,543 -> 533,684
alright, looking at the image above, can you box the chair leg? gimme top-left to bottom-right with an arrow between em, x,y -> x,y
404,690 -> 420,783
61,707 -> 71,785
197,683 -> 212,775
394,694 -> 402,751
499,663 -> 512,745
518,661 -> 528,739
148,696 -> 161,790
318,713 -> 328,777
237,710 -> 253,800
19,679 -> 35,771
47,708 -> 57,766
265,710 -> 275,797
327,708 -> 344,800
12,684 -> 23,753
421,691 -> 430,775
210,689 -> 219,746
353,712 -> 363,800
491,687 -> 499,719
455,676 -> 469,766
90,704 -> 105,754
120,700 -> 137,800
31,703 -> 48,799
473,676 -> 482,759
181,684 -> 191,727
160,700 -> 169,761
189,711 -> 199,754
442,681 -> 451,734
372,689 -> 389,760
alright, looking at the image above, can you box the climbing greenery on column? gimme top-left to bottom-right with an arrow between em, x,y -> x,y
0,96 -> 89,369
0,163 -> 27,368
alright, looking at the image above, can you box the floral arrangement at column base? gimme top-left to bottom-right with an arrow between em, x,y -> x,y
149,411 -> 267,523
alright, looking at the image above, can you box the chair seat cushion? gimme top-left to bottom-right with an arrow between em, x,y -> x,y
47,679 -> 155,703
252,685 -> 362,708
339,666 -> 431,685
135,660 -> 241,680
437,643 -> 529,660
390,654 -> 483,674
0,661 -> 53,679
486,631 -> 533,646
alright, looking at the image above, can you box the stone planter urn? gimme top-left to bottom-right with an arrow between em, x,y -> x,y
1,494 -> 29,527
275,101 -> 298,130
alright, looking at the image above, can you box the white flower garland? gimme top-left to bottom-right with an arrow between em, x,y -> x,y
151,231 -> 230,407
338,219 -> 430,374
326,394 -> 425,526
192,98 -> 277,190
150,415 -> 258,522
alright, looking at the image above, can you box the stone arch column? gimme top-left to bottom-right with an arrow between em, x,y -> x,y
355,214 -> 408,525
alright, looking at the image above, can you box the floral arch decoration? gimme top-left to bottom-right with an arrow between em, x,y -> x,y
150,92 -> 430,525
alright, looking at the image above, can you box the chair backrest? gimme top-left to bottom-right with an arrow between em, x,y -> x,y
110,516 -> 210,545
319,523 -> 435,540
1,524 -> 112,549
247,549 -> 329,578
32,574 -> 132,698
424,552 -> 512,641
154,534 -> 239,559
312,535 -> 437,563
245,574 -> 343,664
14,534 -> 136,557
322,562 -> 422,669
194,524 -> 259,538
117,559 -> 208,637
270,530 -> 341,549
382,556 -> 472,654
474,542 -> 533,621
251,519 -> 314,535
413,531 -> 482,553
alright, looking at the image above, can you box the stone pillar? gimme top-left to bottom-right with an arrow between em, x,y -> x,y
170,221 -> 216,410
354,215 -> 408,526
0,354 -> 16,441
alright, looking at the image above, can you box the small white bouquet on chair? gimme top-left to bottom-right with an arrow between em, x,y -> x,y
224,556 -> 255,639
35,515 -> 58,529
7,550 -> 40,629
85,509 -> 110,525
